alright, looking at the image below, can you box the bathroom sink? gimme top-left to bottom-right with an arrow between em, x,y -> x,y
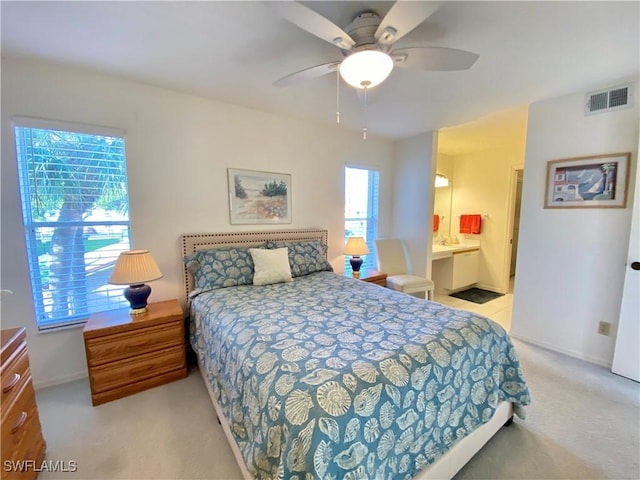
432,244 -> 457,252
432,243 -> 480,260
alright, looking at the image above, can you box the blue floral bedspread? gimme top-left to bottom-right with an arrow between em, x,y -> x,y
190,271 -> 530,480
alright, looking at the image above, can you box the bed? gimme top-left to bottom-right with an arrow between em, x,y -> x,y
181,229 -> 530,480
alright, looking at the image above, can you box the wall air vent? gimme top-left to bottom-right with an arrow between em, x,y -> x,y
585,84 -> 633,115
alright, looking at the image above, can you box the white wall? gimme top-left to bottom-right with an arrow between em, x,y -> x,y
391,132 -> 436,278
511,79 -> 639,367
0,58 -> 395,387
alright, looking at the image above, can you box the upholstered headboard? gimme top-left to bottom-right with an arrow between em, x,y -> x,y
180,228 -> 329,301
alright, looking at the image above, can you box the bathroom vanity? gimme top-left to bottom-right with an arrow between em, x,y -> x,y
431,244 -> 480,292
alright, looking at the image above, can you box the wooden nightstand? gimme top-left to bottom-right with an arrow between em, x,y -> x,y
344,269 -> 388,287
83,299 -> 187,406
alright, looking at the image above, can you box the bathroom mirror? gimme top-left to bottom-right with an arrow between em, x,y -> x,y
433,154 -> 455,239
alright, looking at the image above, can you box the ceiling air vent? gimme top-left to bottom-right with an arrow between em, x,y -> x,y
585,85 -> 633,115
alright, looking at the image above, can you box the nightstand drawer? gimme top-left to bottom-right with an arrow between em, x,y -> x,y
85,321 -> 183,366
1,345 -> 30,410
90,346 -> 185,394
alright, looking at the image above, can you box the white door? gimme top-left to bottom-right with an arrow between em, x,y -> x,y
612,154 -> 640,382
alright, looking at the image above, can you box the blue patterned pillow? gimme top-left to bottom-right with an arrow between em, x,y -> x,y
184,246 -> 260,297
266,240 -> 333,277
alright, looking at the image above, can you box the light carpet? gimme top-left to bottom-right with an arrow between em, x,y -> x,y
35,339 -> 639,480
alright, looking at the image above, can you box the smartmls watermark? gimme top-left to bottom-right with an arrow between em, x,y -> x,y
3,460 -> 78,473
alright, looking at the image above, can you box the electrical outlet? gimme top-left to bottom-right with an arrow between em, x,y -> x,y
598,321 -> 611,336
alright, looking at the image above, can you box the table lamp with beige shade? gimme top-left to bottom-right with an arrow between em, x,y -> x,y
109,250 -> 162,314
344,236 -> 369,278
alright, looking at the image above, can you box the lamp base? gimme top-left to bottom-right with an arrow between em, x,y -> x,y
349,256 -> 363,278
124,284 -> 151,315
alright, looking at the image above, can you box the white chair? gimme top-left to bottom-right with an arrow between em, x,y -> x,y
375,239 -> 435,300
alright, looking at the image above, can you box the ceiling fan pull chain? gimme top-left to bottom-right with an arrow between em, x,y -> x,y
362,85 -> 368,140
336,68 -> 340,124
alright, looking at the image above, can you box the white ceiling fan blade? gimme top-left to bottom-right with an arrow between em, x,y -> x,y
274,61 -> 341,88
391,47 -> 479,71
269,2 -> 355,50
375,1 -> 442,46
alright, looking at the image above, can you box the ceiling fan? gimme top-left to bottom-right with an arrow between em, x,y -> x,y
271,1 -> 479,90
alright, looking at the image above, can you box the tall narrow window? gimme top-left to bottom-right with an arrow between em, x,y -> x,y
14,118 -> 132,330
344,166 -> 379,273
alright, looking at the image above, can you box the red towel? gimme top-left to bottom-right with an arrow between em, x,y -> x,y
433,214 -> 440,232
460,214 -> 482,234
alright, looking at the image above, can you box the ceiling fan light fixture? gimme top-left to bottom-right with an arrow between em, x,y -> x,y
339,50 -> 394,89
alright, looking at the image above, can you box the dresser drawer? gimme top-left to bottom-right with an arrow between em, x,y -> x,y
90,345 -> 185,394
85,321 -> 183,366
1,328 -> 46,480
1,382 -> 43,466
1,345 -> 30,411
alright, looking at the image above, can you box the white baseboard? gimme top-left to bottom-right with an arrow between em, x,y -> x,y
509,333 -> 612,369
34,371 -> 88,390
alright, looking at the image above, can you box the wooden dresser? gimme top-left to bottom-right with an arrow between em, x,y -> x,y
83,299 -> 187,406
1,327 -> 46,480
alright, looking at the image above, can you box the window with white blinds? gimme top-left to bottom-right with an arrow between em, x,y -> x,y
344,166 -> 380,273
13,118 -> 132,330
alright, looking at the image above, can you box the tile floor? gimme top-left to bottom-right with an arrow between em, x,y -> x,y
433,277 -> 515,332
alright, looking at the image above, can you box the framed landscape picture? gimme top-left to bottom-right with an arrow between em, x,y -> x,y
544,152 -> 631,208
227,168 -> 292,224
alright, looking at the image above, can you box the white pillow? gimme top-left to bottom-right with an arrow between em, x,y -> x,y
249,247 -> 293,286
